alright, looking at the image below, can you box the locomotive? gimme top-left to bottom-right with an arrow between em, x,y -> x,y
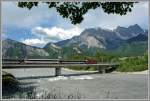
85,59 -> 97,64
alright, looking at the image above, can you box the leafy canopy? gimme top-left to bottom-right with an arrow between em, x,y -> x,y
18,2 -> 135,24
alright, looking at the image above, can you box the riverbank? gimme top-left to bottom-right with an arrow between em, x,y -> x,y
64,68 -> 149,74
112,70 -> 149,74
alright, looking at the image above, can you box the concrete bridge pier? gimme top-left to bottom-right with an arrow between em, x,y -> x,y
98,66 -> 106,74
55,67 -> 61,76
101,68 -> 106,74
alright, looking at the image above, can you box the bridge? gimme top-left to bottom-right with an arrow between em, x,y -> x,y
2,59 -> 119,76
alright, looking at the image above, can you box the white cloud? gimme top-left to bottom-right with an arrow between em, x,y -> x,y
80,1 -> 148,30
32,26 -> 83,42
22,38 -> 47,46
2,1 -> 148,47
2,32 -> 7,40
21,26 -> 83,47
3,2 -> 148,30
2,2 -> 56,28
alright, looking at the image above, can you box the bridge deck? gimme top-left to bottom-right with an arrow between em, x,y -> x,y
2,63 -> 118,69
2,59 -> 119,76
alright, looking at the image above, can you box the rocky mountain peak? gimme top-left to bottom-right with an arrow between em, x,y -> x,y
115,24 -> 144,40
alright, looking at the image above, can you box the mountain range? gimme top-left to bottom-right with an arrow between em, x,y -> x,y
2,24 -> 148,59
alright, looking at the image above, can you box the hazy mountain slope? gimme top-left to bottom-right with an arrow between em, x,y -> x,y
2,39 -> 49,59
127,34 -> 148,43
110,41 -> 148,56
114,24 -> 145,40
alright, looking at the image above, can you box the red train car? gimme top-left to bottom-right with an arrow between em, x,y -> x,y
85,59 -> 97,64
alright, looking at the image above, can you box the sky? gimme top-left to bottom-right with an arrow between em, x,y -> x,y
2,1 -> 149,47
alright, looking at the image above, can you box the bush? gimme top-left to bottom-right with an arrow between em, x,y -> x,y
117,55 -> 148,72
2,71 -> 20,95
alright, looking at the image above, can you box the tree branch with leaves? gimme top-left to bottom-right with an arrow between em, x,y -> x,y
18,2 -> 135,24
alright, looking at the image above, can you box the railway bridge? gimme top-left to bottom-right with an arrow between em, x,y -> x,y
2,59 -> 119,76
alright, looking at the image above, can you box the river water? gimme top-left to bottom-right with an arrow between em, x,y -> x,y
2,68 -> 148,99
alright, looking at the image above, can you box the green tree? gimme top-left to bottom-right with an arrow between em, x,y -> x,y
18,2 -> 135,24
144,51 -> 148,63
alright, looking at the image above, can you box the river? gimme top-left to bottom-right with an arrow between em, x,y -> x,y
3,68 -> 148,99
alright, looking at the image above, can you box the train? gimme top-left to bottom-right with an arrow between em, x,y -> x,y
85,59 -> 97,64
59,59 -> 97,64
